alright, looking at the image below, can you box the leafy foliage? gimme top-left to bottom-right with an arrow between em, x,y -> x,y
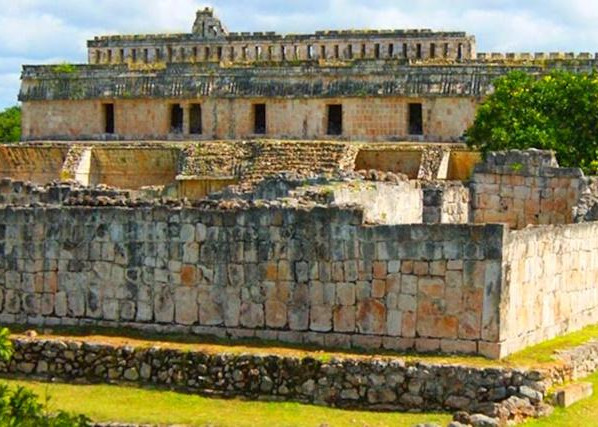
51,63 -> 77,74
466,70 -> 598,174
0,329 -> 90,426
0,106 -> 21,143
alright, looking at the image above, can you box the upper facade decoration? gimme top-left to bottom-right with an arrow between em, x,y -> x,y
191,7 -> 228,39
86,8 -> 475,65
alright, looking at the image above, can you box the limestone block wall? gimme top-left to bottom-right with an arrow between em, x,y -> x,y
21,96 -> 479,142
500,223 -> 598,356
0,205 -> 505,357
471,150 -> 585,229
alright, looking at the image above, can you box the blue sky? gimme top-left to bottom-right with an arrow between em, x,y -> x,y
3,0 -> 598,109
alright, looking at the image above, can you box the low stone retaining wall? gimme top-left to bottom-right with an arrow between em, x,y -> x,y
1,336 -> 584,424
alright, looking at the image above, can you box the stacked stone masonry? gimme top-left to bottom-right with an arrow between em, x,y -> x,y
0,204 -> 505,358
0,336 -> 561,423
0,149 -> 598,358
470,150 -> 586,229
501,223 -> 598,356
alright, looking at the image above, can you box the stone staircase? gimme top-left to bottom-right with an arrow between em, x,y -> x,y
177,140 -> 360,183
240,141 -> 359,182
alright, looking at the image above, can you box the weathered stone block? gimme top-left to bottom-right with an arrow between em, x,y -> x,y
310,305 -> 332,332
175,287 -> 198,325
386,309 -> 402,336
102,298 -> 119,321
419,277 -> 445,298
223,294 -> 241,327
417,315 -> 458,339
309,281 -> 323,305
397,294 -> 416,312
119,301 -> 136,321
356,299 -> 386,335
553,382 -> 593,408
415,338 -> 441,353
136,301 -> 153,322
371,279 -> 386,298
288,305 -> 309,331
333,306 -> 355,332
413,261 -> 429,276
351,335 -> 382,350
200,300 -> 224,326
265,300 -> 287,328
372,261 -> 387,279
153,287 -> 174,323
440,339 -> 477,354
336,283 -> 355,306
240,302 -> 264,328
385,273 -> 401,294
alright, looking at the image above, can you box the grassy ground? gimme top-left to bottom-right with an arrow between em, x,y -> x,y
524,370 -> 598,427
0,378 -> 452,427
503,323 -> 598,365
3,324 -> 598,426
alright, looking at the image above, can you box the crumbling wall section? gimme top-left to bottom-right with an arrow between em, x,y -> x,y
422,181 -> 469,224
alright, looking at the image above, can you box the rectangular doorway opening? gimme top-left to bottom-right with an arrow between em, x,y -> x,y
190,104 -> 202,135
103,103 -> 114,134
408,103 -> 423,135
253,104 -> 266,134
170,104 -> 183,133
327,104 -> 343,136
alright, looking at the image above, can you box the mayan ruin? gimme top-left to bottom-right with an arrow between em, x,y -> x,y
1,4 -> 598,427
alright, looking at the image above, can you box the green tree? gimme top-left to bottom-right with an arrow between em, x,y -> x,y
0,106 -> 21,143
0,327 -> 90,426
466,70 -> 598,174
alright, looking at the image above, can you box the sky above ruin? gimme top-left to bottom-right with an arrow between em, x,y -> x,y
2,0 -> 598,109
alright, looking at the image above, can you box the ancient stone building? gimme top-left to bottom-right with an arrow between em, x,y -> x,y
7,7 -> 598,370
15,8 -> 494,142
19,8 -> 598,143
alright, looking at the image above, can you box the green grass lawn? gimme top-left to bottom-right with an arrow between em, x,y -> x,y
5,373 -> 598,427
0,378 -> 452,427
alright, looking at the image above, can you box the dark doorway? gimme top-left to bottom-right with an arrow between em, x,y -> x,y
327,104 -> 343,136
190,104 -> 202,134
408,103 -> 423,135
103,104 -> 114,134
253,104 -> 266,134
170,104 -> 183,133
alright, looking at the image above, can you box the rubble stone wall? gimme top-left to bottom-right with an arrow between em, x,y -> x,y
0,204 -> 505,357
0,336 -> 549,418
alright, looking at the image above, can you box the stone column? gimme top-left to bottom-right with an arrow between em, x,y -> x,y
182,104 -> 190,135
